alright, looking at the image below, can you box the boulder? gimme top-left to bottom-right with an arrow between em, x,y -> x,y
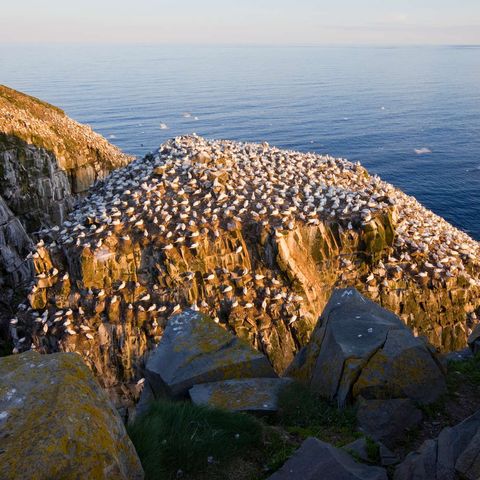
0,351 -> 143,480
352,328 -> 446,403
356,397 -> 423,448
267,437 -> 387,480
189,378 -> 292,412
287,288 -> 446,406
145,310 -> 276,398
395,409 -> 480,480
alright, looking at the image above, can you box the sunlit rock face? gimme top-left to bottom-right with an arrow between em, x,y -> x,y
12,135 -> 480,403
0,85 -> 133,232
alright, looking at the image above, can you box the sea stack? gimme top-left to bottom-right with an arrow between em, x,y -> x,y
10,134 -> 478,402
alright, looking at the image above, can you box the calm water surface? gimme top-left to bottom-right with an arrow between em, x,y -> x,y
1,45 -> 479,238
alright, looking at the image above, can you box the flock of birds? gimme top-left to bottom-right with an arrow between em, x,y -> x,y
13,135 -> 480,351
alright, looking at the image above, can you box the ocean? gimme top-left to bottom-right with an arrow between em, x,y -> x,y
1,44 -> 479,239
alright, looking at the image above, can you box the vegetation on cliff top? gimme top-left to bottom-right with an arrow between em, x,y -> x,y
0,84 -> 133,171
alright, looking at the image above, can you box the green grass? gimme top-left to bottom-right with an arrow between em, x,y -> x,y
365,436 -> 380,464
262,427 -> 298,473
447,353 -> 480,390
275,382 -> 359,447
128,399 -> 263,480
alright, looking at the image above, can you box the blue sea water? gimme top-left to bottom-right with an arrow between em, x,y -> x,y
1,44 -> 479,239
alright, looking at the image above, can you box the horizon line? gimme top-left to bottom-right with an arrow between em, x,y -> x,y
2,41 -> 480,48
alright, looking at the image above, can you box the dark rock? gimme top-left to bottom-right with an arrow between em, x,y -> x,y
394,409 -> 480,480
145,310 -> 276,398
189,377 -> 292,412
0,194 -> 33,293
356,397 -> 423,448
267,437 -> 387,480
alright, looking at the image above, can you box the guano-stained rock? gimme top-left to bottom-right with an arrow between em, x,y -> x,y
0,351 -> 144,480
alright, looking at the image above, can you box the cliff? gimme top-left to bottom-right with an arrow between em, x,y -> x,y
0,85 -> 133,232
12,135 -> 480,405
0,195 -> 33,293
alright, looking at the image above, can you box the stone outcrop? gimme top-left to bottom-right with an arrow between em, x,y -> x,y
0,195 -> 33,295
0,350 -> 143,480
287,288 -> 447,407
10,135 -> 479,402
394,409 -> 480,480
267,437 -> 388,480
144,310 -> 276,398
0,85 -> 133,232
189,377 -> 292,412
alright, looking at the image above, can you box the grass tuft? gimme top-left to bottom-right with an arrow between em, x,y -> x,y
365,436 -> 381,463
128,399 -> 263,480
275,381 -> 359,446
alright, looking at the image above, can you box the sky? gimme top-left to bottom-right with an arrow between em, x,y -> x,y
1,0 -> 480,45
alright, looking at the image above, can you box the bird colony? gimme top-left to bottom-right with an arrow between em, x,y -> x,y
12,135 -> 480,380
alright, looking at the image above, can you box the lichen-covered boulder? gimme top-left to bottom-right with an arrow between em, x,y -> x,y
145,310 -> 277,398
0,351 -> 144,480
287,288 -> 446,406
267,437 -> 387,480
189,378 -> 292,412
352,328 -> 446,403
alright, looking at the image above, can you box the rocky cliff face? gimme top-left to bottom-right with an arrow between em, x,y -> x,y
12,135 -> 480,405
0,85 -> 133,232
0,195 -> 33,295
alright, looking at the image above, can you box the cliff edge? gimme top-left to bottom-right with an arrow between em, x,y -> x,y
0,85 -> 133,231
